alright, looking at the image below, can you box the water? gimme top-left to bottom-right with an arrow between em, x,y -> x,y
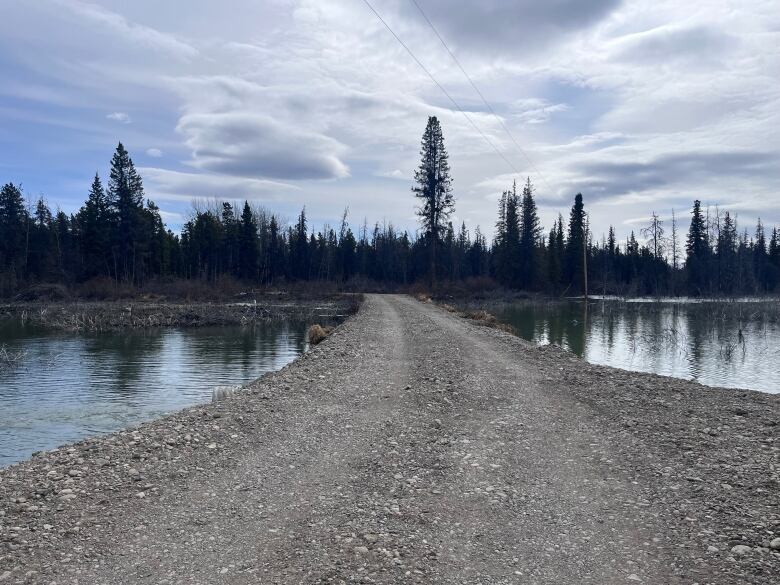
491,299 -> 780,394
0,320 -> 319,467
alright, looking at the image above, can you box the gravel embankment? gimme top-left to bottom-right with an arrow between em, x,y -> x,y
0,294 -> 778,584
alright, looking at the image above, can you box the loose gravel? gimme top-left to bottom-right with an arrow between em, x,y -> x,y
0,294 -> 777,584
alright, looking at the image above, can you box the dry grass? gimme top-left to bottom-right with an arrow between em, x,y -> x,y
308,324 -> 333,345
415,293 -> 432,303
457,308 -> 517,335
0,344 -> 26,371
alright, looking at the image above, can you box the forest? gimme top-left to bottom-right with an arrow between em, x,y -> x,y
1,117 -> 779,298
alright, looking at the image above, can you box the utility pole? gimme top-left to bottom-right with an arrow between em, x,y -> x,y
582,217 -> 589,299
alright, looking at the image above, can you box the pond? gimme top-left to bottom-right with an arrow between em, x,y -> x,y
489,298 -> 780,394
0,319 -> 325,467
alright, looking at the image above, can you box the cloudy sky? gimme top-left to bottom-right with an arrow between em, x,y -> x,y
1,0 -> 778,242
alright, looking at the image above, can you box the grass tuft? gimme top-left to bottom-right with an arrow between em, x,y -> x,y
308,324 -> 333,345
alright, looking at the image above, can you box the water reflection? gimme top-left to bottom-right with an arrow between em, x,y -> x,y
493,300 -> 779,394
0,321 -> 314,467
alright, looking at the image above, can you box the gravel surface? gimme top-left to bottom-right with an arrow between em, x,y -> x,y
0,294 -> 778,584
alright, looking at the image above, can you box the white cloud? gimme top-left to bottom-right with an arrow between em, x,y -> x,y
139,167 -> 299,203
176,111 -> 350,180
53,0 -> 199,60
145,148 -> 163,157
106,112 -> 131,124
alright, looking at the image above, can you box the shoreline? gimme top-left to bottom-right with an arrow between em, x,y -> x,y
0,294 -> 778,583
0,295 -> 360,332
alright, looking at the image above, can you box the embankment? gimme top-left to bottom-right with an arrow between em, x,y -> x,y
0,294 -> 777,584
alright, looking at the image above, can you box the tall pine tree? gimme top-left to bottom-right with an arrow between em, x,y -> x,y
412,116 -> 454,286
518,177 -> 541,289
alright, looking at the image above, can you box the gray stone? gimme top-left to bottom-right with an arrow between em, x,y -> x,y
730,544 -> 752,555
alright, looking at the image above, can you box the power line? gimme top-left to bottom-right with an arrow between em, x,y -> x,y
360,0 -> 520,176
408,0 -> 554,194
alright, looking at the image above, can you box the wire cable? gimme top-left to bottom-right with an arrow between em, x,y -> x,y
408,0 -> 554,193
360,0 -> 521,176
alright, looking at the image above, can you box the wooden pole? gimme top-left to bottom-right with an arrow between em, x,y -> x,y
583,218 -> 589,299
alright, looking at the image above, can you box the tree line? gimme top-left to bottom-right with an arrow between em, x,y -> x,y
1,119 -> 779,297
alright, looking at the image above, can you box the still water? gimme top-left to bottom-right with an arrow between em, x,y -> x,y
492,299 -> 780,394
0,321 -> 314,467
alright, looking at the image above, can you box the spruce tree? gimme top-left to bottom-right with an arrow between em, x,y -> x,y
0,183 -> 28,288
292,207 -> 309,280
518,177 -> 541,289
77,173 -> 111,279
107,143 -> 146,282
717,212 -> 738,294
685,200 -> 709,295
267,215 -> 282,282
412,116 -> 454,286
238,201 -> 258,281
564,193 -> 587,294
769,227 -> 780,291
753,219 -> 768,292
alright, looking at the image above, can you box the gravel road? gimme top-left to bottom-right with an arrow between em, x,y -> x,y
1,294 -> 778,584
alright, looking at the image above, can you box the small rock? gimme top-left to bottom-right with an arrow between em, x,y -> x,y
627,575 -> 641,582
707,545 -> 719,553
207,443 -> 217,450
730,544 -> 752,555
354,546 -> 369,555
770,537 -> 780,550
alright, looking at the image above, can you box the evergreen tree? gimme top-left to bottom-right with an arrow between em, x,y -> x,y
266,215 -> 283,282
238,201 -> 258,280
564,193 -> 587,294
753,219 -> 768,292
493,183 -> 520,286
77,173 -> 111,279
518,177 -> 541,289
291,207 -> 309,280
106,142 -> 147,282
0,183 -> 29,292
685,200 -> 709,295
28,198 -> 55,280
716,212 -> 738,294
412,116 -> 454,286
768,227 -> 780,291
221,202 -> 239,277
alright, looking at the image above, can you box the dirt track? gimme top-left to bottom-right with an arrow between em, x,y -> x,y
1,294 -> 778,584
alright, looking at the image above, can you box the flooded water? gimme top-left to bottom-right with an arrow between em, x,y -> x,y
0,320 -> 321,467
491,299 -> 780,394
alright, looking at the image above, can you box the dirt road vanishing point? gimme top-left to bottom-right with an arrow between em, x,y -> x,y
1,294 -> 778,584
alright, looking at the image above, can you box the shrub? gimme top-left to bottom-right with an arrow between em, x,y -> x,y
13,283 -> 70,302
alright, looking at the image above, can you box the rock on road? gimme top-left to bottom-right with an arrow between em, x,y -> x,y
1,294 -> 778,584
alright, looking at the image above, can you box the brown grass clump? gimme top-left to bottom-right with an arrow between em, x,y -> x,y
415,293 -> 432,303
308,324 -> 333,345
461,309 -> 517,335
